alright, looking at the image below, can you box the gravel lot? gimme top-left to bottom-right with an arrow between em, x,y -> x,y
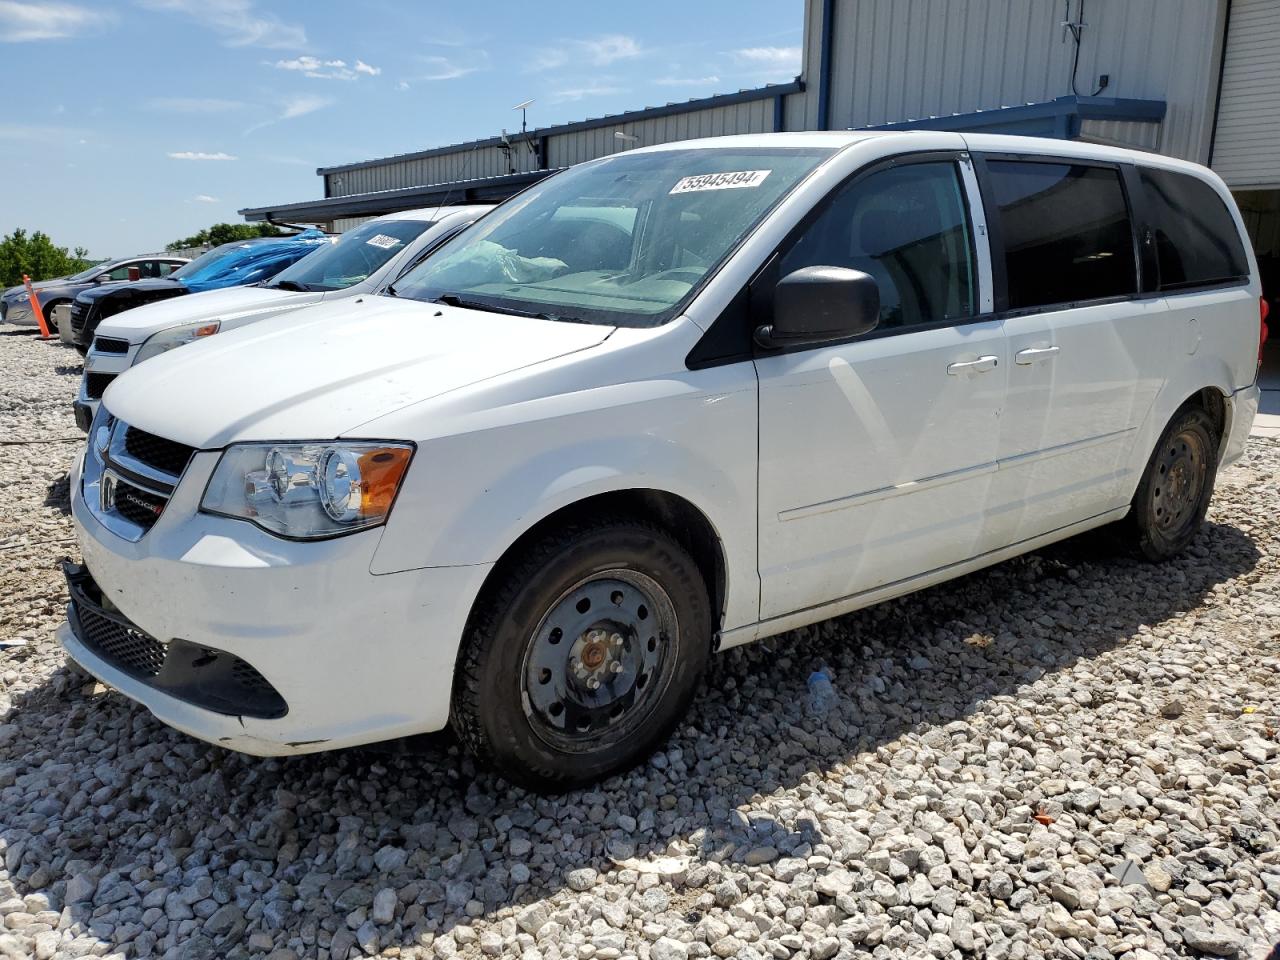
1,322 -> 1278,960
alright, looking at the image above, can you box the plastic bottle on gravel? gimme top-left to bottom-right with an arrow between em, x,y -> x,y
806,666 -> 838,717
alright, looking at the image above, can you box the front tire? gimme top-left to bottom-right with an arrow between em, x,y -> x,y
1127,406 -> 1219,561
451,516 -> 711,791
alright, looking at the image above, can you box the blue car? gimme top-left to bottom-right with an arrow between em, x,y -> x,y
68,230 -> 331,352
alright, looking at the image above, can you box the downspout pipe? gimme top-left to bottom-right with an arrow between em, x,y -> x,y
817,0 -> 835,131
1207,0 -> 1233,166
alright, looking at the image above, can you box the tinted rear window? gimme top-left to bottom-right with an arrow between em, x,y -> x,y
986,160 -> 1137,310
1139,168 -> 1249,290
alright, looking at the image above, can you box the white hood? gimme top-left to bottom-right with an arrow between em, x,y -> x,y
94,286 -> 317,343
101,296 -> 614,448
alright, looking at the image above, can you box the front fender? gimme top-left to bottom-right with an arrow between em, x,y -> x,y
370,379 -> 760,632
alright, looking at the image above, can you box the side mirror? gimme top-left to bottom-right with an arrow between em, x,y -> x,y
94,274 -> 111,283
755,266 -> 880,349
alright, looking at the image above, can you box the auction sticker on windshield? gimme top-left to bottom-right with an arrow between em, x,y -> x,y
366,234 -> 403,250
669,170 -> 772,194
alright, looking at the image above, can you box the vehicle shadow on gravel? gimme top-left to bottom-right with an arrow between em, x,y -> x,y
0,521 -> 1260,957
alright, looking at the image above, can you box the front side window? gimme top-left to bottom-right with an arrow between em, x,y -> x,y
392,147 -> 834,327
985,160 -> 1137,309
105,263 -> 134,281
1139,168 -> 1249,290
270,219 -> 433,291
779,161 -> 976,330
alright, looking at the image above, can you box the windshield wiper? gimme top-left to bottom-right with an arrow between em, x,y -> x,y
432,292 -> 588,324
271,279 -> 309,291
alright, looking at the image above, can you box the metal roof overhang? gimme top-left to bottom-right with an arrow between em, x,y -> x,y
238,169 -> 561,224
862,95 -> 1167,138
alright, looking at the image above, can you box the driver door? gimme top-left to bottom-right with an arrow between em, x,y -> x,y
754,154 -> 1010,620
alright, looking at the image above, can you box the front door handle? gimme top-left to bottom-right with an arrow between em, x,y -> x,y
947,355 -> 999,376
1014,345 -> 1061,365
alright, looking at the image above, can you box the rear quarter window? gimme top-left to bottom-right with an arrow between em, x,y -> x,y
1138,168 -> 1250,290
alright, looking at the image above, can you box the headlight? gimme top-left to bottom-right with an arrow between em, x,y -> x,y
133,321 -> 221,365
201,442 -> 414,539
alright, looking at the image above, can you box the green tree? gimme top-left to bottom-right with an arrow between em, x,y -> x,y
166,222 -> 287,251
0,228 -> 95,287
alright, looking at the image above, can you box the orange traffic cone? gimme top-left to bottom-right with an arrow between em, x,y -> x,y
22,275 -> 52,340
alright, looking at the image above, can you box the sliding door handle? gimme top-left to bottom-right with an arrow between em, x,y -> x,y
947,355 -> 999,376
1014,345 -> 1061,364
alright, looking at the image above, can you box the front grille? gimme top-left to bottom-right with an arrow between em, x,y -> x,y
65,564 -> 288,719
113,480 -> 166,530
124,427 -> 194,476
94,337 -> 129,354
85,372 -> 115,400
68,575 -> 168,679
69,301 -> 87,333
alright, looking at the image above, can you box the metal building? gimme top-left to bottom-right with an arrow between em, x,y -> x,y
239,0 -> 1280,290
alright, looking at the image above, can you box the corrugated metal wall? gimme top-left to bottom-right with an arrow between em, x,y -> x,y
1210,0 -> 1280,189
316,0 -> 1231,204
545,99 -> 778,167
817,0 -> 1225,162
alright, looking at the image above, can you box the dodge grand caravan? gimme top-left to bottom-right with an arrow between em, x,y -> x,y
61,132 -> 1264,789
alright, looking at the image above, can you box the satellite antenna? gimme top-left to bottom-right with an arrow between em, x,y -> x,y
512,99 -> 537,166
512,99 -> 535,135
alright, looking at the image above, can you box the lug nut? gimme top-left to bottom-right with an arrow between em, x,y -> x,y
586,677 -> 601,690
610,661 -> 623,674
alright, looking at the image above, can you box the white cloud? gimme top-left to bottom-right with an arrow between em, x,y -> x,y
148,97 -> 245,112
579,34 -> 640,66
655,73 -> 721,87
244,94 -> 333,134
139,0 -> 305,49
167,151 -> 238,160
272,55 -> 380,81
0,1 -> 105,42
280,94 -> 332,120
551,81 -> 625,104
398,53 -> 482,87
194,194 -> 220,203
530,34 -> 641,74
732,46 -> 802,75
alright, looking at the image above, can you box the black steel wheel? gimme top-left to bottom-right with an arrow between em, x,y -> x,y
1128,406 -> 1219,561
451,515 -> 711,791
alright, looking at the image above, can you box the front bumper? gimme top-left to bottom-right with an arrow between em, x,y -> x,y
62,449 -> 493,755
3,300 -> 33,326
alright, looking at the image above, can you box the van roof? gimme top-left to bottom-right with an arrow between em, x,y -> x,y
626,130 -> 1217,181
372,204 -> 495,223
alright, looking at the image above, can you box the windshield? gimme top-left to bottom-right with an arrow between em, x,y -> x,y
69,262 -> 110,282
270,219 -> 431,291
392,147 -> 834,327
169,242 -> 249,281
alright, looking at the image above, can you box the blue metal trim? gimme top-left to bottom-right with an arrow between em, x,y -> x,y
239,169 -> 561,222
317,80 -> 806,176
816,0 -> 835,131
861,96 -> 1166,135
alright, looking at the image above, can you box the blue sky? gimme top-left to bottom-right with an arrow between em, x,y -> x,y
0,0 -> 803,257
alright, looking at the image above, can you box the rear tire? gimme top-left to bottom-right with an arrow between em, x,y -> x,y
450,516 -> 711,792
1126,406 -> 1219,561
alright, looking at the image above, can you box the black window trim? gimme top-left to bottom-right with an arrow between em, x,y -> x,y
972,151 -> 1145,319
1130,164 -> 1251,294
687,149 -> 990,368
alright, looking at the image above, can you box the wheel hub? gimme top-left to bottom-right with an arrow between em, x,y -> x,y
1152,431 -> 1205,531
522,570 -> 677,748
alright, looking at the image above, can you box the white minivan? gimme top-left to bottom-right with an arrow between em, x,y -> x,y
74,206 -> 492,427
61,132 -> 1264,789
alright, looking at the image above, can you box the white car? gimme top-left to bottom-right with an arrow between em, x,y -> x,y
73,206 -> 491,428
61,132 -> 1263,790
